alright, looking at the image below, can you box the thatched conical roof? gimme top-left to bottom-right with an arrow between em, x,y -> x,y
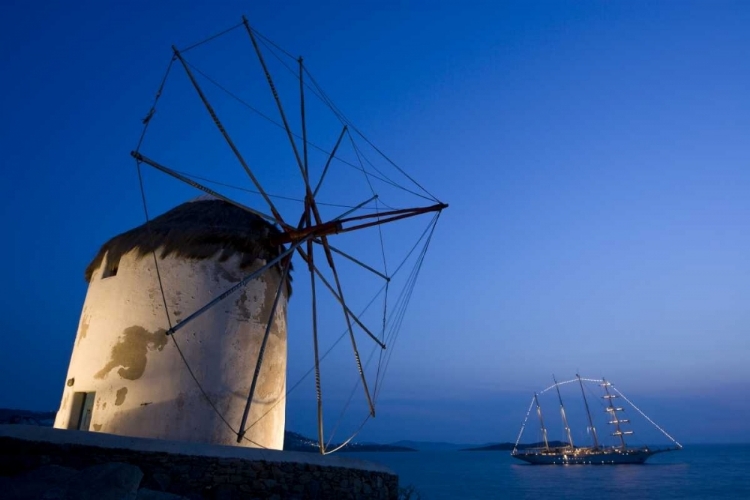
85,199 -> 292,293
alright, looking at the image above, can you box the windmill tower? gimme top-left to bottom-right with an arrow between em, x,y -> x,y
53,196 -> 292,449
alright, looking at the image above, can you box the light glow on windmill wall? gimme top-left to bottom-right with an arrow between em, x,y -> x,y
54,242 -> 289,450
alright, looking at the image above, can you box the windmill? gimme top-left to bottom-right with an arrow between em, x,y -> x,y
55,16 -> 447,455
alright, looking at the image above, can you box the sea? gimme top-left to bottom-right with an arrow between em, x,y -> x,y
356,445 -> 750,499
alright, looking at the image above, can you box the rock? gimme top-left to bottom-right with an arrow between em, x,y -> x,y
66,462 -> 143,500
28,464 -> 78,483
0,465 -> 77,500
136,488 -> 188,500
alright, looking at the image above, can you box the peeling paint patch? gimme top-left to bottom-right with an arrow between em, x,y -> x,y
235,290 -> 251,321
93,424 -> 102,431
79,315 -> 91,340
94,326 -> 168,380
115,387 -> 128,406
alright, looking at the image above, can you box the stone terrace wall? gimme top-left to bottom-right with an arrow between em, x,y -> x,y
0,425 -> 398,500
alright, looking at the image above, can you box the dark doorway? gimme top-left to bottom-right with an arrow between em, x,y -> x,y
70,391 -> 96,431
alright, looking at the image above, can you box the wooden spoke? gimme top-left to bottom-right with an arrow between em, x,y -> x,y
315,241 -> 389,281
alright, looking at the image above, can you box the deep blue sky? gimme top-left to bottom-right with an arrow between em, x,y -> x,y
1,1 -> 749,445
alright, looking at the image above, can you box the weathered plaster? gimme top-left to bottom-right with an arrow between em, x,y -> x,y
115,388 -> 128,406
94,326 -> 168,380
79,315 -> 90,341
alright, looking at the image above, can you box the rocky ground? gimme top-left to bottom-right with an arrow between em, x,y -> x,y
0,462 -> 186,500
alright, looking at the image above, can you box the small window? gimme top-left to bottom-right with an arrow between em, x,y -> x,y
101,255 -> 119,279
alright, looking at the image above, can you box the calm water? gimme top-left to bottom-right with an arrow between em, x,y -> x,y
356,445 -> 750,499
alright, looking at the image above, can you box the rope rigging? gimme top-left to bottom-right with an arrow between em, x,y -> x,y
170,168 -> 385,211
321,211 -> 440,447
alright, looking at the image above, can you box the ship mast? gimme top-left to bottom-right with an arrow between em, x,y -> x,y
577,373 -> 600,448
553,375 -> 574,449
602,378 -> 632,449
533,392 -> 550,450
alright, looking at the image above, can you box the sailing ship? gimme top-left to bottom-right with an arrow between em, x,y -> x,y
511,375 -> 682,465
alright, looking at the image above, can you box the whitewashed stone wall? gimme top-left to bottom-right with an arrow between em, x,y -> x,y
0,425 -> 399,500
53,249 -> 288,450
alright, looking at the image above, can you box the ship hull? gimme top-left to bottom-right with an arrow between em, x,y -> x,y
512,449 -> 659,465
